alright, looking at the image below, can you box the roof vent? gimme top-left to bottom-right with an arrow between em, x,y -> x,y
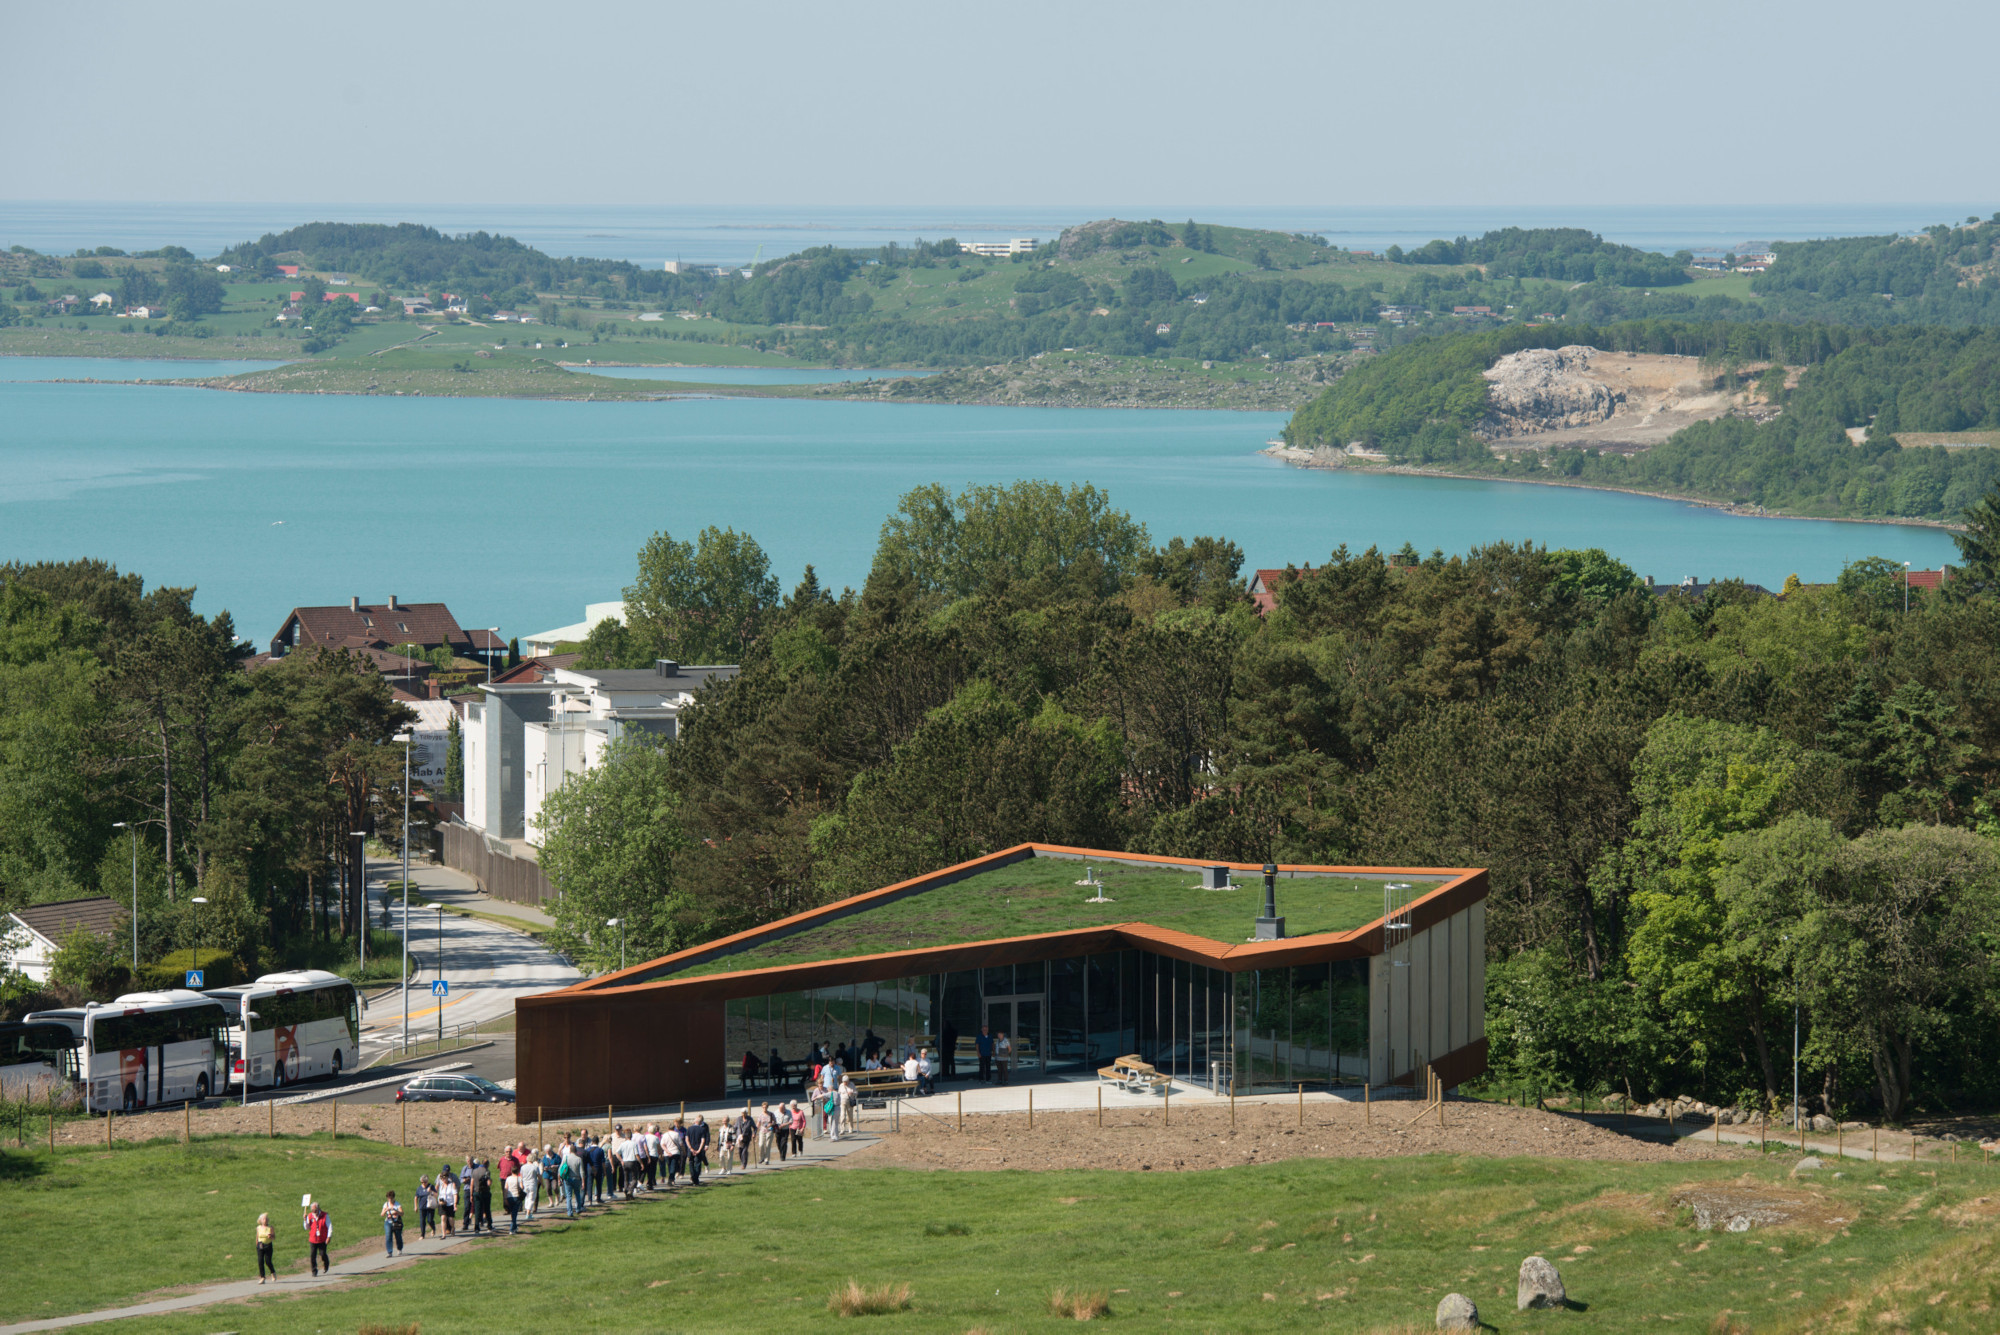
1253,862 -> 1285,941
1198,865 -> 1232,891
348,595 -> 360,612
655,659 -> 679,677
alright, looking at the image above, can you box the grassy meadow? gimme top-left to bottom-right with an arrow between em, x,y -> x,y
4,1134 -> 1997,1332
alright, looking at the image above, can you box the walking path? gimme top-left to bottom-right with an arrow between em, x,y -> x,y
0,1131 -> 883,1334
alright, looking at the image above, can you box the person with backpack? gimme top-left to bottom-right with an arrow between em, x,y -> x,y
303,1200 -> 333,1276
471,1158 -> 493,1233
380,1189 -> 404,1257
415,1176 -> 436,1239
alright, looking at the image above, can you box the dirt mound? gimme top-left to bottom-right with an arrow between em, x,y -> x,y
840,1100 -> 1738,1174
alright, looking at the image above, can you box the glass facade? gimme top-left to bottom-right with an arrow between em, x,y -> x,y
720,950 -> 1373,1096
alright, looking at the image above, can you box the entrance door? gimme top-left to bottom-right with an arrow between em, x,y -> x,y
983,996 -> 1043,1077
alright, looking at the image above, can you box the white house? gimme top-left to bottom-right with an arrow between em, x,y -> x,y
960,239 -> 1038,258
1,898 -> 125,983
90,293 -> 114,308
459,659 -> 739,844
520,601 -> 626,658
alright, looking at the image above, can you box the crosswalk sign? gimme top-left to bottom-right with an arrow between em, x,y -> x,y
185,970 -> 204,988
431,979 -> 448,997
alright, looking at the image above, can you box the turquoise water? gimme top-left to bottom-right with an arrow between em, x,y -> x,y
0,356 -> 289,381
0,371 -> 1959,644
573,364 -> 934,385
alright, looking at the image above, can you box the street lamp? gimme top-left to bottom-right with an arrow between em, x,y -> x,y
352,831 -> 370,969
426,903 -> 446,1053
112,822 -> 137,971
606,917 -> 624,972
189,896 -> 208,981
397,731 -> 415,1054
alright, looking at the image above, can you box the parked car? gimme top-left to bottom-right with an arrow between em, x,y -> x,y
396,1074 -> 514,1103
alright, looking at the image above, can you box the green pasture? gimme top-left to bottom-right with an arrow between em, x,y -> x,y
6,1137 -> 1996,1333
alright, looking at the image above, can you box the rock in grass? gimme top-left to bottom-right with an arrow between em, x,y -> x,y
1518,1255 -> 1566,1310
1437,1291 -> 1480,1330
1793,1156 -> 1826,1174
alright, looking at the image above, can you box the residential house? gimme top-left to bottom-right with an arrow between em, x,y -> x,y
399,296 -> 435,315
276,265 -> 300,277
267,596 -> 502,666
1249,567 -> 1314,614
1642,575 -> 1776,599
458,659 -> 738,844
123,305 -> 165,319
2,898 -> 125,983
89,293 -> 114,308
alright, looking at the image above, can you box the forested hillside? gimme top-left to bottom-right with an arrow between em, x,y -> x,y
529,480 -> 2000,1122
1390,227 -> 1693,287
1285,322 -> 2000,521
1753,216 -> 2000,325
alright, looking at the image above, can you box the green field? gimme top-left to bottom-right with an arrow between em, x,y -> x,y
668,860 -> 1420,978
4,1137 -> 1996,1333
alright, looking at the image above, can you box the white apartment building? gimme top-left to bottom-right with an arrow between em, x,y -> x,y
959,239 -> 1039,258
459,660 -> 738,844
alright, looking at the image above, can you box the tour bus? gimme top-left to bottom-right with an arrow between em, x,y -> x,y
0,1020 -> 81,1100
203,970 -> 360,1092
25,990 -> 230,1112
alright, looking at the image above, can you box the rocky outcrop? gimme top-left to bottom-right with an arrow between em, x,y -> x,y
1482,345 -> 1622,437
1436,1292 -> 1480,1330
1518,1255 -> 1567,1310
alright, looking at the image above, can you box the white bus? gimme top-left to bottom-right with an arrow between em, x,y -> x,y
203,970 -> 360,1092
26,991 -> 230,1112
0,1021 -> 81,1101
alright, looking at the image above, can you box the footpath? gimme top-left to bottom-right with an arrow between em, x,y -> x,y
0,1131 -> 882,1334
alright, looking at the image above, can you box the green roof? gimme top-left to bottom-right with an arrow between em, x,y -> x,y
667,859 -> 1430,979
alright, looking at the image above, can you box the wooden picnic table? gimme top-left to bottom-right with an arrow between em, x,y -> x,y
1097,1055 -> 1168,1094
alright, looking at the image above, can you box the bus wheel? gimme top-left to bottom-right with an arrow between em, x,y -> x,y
122,1085 -> 138,1113
272,1067 -> 285,1091
195,1074 -> 209,1103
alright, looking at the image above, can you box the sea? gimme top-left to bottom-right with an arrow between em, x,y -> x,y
0,360 -> 1959,644
0,202 -> 1975,641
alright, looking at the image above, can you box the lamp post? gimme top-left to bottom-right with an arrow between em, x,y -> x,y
113,821 -> 137,971
398,731 -> 414,1054
606,917 -> 624,972
431,903 -> 446,1052
189,896 -> 208,981
352,831 -> 369,969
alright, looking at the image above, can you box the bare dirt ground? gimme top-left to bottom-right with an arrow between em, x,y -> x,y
44,1100 -> 594,1156
1480,346 -> 1765,453
836,1100 -> 1742,1173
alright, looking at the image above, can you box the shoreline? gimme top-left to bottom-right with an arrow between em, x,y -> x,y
1260,445 -> 1966,532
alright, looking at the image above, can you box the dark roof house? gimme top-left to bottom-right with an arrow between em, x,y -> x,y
269,597 -> 502,660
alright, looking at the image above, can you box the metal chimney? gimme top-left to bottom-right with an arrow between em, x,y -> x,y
1254,862 -> 1285,940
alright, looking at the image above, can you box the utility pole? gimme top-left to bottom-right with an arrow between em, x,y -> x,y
399,732 -> 414,1053
352,831 -> 369,968
113,822 -> 137,970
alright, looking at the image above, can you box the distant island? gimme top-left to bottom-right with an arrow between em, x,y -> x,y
5,212 -> 1999,521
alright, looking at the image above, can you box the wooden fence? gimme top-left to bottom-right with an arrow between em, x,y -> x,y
437,821 -> 557,906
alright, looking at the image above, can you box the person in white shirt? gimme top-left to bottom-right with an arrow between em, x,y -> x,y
617,1130 -> 640,1199
917,1048 -> 935,1096
902,1053 -> 920,1085
522,1150 -> 543,1219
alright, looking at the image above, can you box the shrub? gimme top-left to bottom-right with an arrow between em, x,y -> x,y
827,1281 -> 913,1316
1048,1287 -> 1111,1321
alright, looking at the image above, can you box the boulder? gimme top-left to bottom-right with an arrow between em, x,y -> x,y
1792,1156 -> 1826,1174
1518,1255 -> 1567,1310
1436,1292 -> 1480,1331
1812,1114 -> 1836,1133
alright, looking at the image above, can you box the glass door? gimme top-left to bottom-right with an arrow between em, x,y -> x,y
983,996 -> 1044,1078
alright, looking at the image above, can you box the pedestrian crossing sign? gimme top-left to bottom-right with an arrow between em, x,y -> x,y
431,979 -> 448,997
185,969 -> 204,988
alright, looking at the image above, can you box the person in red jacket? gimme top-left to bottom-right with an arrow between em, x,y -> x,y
303,1200 -> 333,1276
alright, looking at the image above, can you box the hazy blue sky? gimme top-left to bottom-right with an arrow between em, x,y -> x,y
6,0 -> 1995,207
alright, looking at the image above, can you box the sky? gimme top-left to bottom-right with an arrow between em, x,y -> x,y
4,0 -> 1997,208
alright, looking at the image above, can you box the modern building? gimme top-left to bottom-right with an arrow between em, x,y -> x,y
515,845 -> 1488,1117
2,898 -> 125,983
459,659 -> 738,842
959,239 -> 1038,258
519,601 -> 626,658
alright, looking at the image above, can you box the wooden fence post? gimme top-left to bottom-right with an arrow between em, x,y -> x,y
106,1109 -> 113,1149
183,1102 -> 190,1145
1098,1086 -> 1103,1129
401,1101 -> 407,1148
268,1098 -> 274,1139
331,1100 -> 337,1141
